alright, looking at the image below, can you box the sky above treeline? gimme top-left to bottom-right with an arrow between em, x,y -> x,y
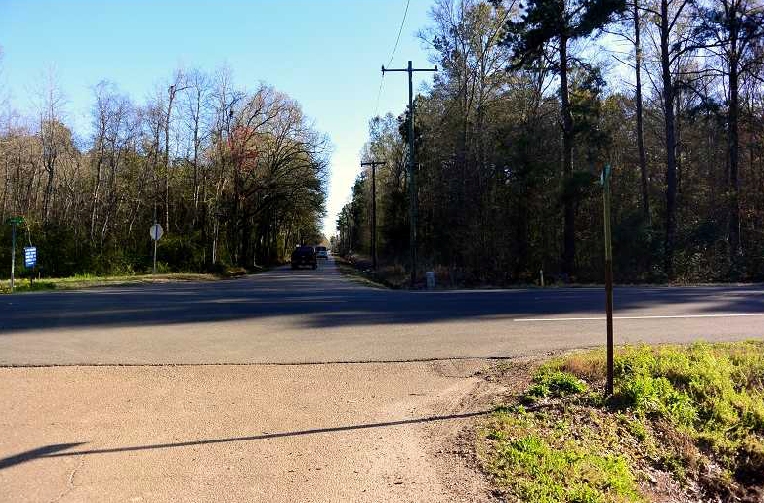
0,0 -> 438,235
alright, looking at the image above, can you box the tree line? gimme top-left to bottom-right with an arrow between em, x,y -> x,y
337,0 -> 764,285
0,64 -> 328,277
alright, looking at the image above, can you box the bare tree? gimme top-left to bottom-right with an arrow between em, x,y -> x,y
181,68 -> 212,225
643,0 -> 696,278
37,67 -> 67,222
163,69 -> 188,231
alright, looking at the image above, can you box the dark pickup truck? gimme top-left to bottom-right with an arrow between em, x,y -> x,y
291,245 -> 317,270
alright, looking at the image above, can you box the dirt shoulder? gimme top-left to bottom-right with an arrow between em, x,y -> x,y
0,360 -> 504,503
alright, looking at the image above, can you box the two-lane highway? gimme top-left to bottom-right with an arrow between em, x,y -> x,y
1,258 -> 763,365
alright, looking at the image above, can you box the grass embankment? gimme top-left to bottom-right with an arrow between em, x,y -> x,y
334,255 -> 396,289
480,342 -> 764,502
0,269 -> 250,294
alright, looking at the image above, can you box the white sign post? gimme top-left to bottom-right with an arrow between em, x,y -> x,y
150,224 -> 164,274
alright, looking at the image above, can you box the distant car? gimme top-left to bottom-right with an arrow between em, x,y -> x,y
315,246 -> 328,260
291,245 -> 317,270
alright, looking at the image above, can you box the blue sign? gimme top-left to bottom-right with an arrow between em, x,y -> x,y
24,246 -> 37,268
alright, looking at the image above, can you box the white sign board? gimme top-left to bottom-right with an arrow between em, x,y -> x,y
150,224 -> 164,241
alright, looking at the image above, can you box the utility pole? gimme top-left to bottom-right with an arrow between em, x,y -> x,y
601,164 -> 614,396
382,61 -> 437,286
361,160 -> 385,271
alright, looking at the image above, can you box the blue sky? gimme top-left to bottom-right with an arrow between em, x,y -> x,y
0,0 -> 438,235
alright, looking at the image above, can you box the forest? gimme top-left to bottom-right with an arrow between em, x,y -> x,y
0,64 -> 329,277
336,0 -> 764,285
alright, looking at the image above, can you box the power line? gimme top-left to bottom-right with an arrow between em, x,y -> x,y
387,0 -> 411,67
373,73 -> 385,118
373,0 -> 411,119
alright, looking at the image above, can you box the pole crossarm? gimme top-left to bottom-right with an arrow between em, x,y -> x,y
380,61 -> 437,286
381,66 -> 438,73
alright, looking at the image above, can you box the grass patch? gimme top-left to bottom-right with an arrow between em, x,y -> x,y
480,341 -> 764,502
334,256 -> 392,289
523,369 -> 589,402
485,408 -> 643,502
0,270 -> 247,294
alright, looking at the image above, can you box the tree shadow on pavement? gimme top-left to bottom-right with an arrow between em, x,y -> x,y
0,410 -> 489,471
0,443 -> 85,470
2,268 -> 763,333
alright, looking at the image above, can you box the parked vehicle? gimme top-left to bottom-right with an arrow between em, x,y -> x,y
291,245 -> 317,270
315,246 -> 328,259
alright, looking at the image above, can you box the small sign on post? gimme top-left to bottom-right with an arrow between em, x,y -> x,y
150,224 -> 164,241
24,247 -> 37,269
150,223 -> 164,274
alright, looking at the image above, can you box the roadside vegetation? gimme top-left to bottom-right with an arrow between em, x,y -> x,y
334,254 -> 394,289
479,342 -> 764,502
0,268 -> 250,294
0,66 -> 327,281
335,0 -> 764,286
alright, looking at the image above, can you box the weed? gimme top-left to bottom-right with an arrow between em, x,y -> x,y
480,342 -> 764,502
525,370 -> 589,401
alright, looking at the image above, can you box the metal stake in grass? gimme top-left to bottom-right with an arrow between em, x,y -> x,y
601,164 -> 614,396
6,216 -> 24,293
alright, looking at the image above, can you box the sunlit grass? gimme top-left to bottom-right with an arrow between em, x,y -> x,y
481,341 -> 764,502
0,272 -> 227,294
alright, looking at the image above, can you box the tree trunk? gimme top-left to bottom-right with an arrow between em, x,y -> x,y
164,85 -> 177,232
560,33 -> 575,278
660,0 -> 677,279
634,0 -> 650,224
727,7 -> 742,267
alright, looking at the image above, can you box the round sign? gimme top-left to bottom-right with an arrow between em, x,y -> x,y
150,224 -> 164,241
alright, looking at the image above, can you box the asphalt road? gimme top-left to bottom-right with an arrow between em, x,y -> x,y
1,258 -> 763,365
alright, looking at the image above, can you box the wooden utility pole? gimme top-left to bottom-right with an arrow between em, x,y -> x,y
382,61 -> 436,286
361,161 -> 385,271
602,164 -> 614,396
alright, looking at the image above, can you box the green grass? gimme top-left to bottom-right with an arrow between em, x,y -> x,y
524,369 -> 589,402
484,410 -> 643,503
480,341 -> 764,502
0,271 -> 238,294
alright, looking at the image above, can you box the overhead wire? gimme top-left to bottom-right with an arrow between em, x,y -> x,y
373,0 -> 411,119
386,0 -> 410,67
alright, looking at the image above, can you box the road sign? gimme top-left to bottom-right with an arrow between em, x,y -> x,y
5,216 -> 23,225
600,164 -> 612,186
24,247 -> 37,268
150,224 -> 164,241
